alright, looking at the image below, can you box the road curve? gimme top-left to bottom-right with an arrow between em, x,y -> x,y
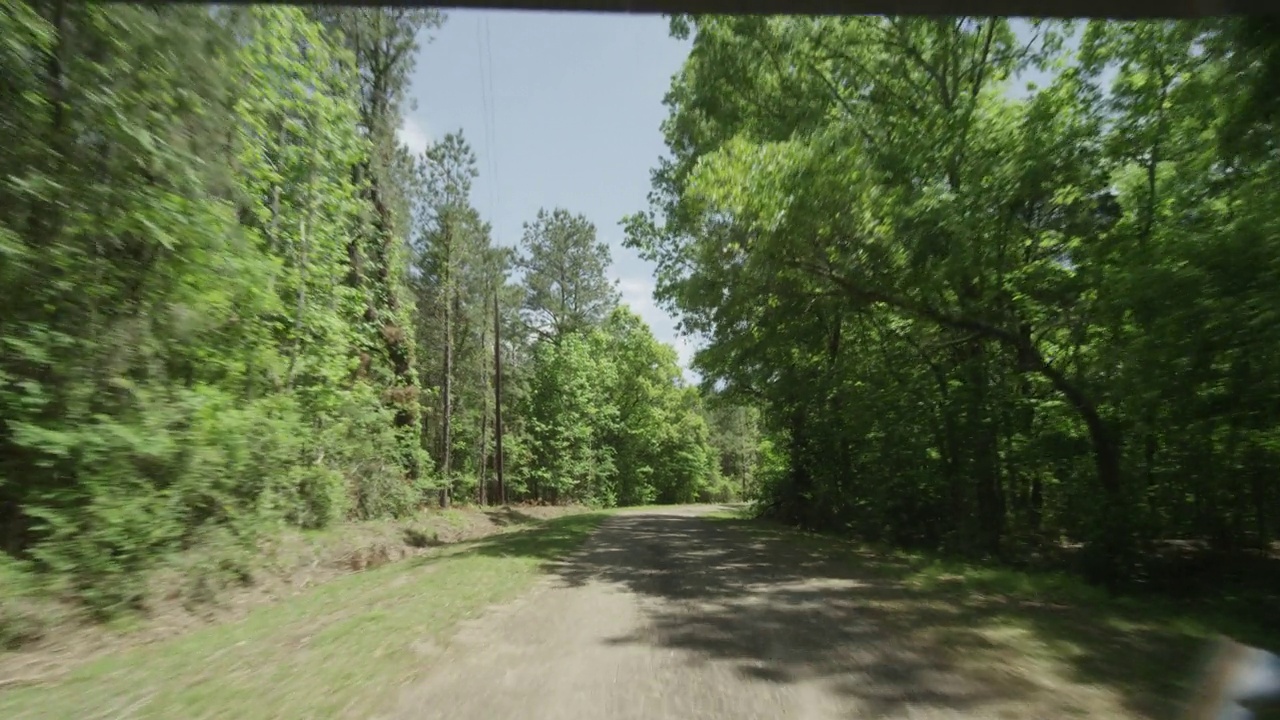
387,506 -> 1131,720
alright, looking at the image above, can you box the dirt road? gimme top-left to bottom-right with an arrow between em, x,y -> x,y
388,506 -> 1136,720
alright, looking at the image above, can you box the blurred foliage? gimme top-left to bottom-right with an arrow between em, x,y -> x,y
0,2 -> 735,621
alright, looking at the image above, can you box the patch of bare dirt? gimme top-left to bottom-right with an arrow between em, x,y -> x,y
0,504 -> 593,689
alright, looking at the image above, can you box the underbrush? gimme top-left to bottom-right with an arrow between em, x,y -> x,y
0,503 -> 591,678
0,512 -> 609,719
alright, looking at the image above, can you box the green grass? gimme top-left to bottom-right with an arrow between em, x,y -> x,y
0,512 -> 608,720
700,505 -> 752,521
702,512 -> 1280,720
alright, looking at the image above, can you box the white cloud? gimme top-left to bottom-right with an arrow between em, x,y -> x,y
617,277 -> 658,317
672,335 -> 697,372
398,115 -> 431,156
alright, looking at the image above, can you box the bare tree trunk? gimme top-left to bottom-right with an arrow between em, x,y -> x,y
494,289 -> 505,505
440,282 -> 454,509
477,312 -> 489,506
286,163 -> 316,389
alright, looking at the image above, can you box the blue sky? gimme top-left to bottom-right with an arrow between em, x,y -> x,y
400,10 -> 696,370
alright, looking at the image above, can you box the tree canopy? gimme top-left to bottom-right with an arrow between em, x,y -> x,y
7,6 -> 1269,616
0,2 -> 739,616
627,16 -> 1280,590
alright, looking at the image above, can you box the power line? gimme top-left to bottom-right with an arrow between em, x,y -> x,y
474,16 -> 492,212
484,15 -> 501,238
475,14 -> 501,240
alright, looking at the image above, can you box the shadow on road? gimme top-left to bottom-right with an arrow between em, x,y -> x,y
481,506 -> 541,528
466,510 -> 1260,720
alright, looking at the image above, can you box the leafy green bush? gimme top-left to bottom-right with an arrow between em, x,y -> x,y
0,556 -> 52,650
697,475 -> 740,504
287,465 -> 349,530
322,384 -> 426,520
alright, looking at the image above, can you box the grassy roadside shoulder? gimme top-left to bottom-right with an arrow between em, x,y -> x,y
0,512 -> 608,720
2,505 -> 591,670
701,508 -> 1280,720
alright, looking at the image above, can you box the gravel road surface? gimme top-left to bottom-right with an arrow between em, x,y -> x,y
389,506 -> 1131,720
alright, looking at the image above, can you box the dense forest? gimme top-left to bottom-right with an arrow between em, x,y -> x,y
0,4 -> 754,615
627,16 -> 1280,590
4,4 -> 1280,621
